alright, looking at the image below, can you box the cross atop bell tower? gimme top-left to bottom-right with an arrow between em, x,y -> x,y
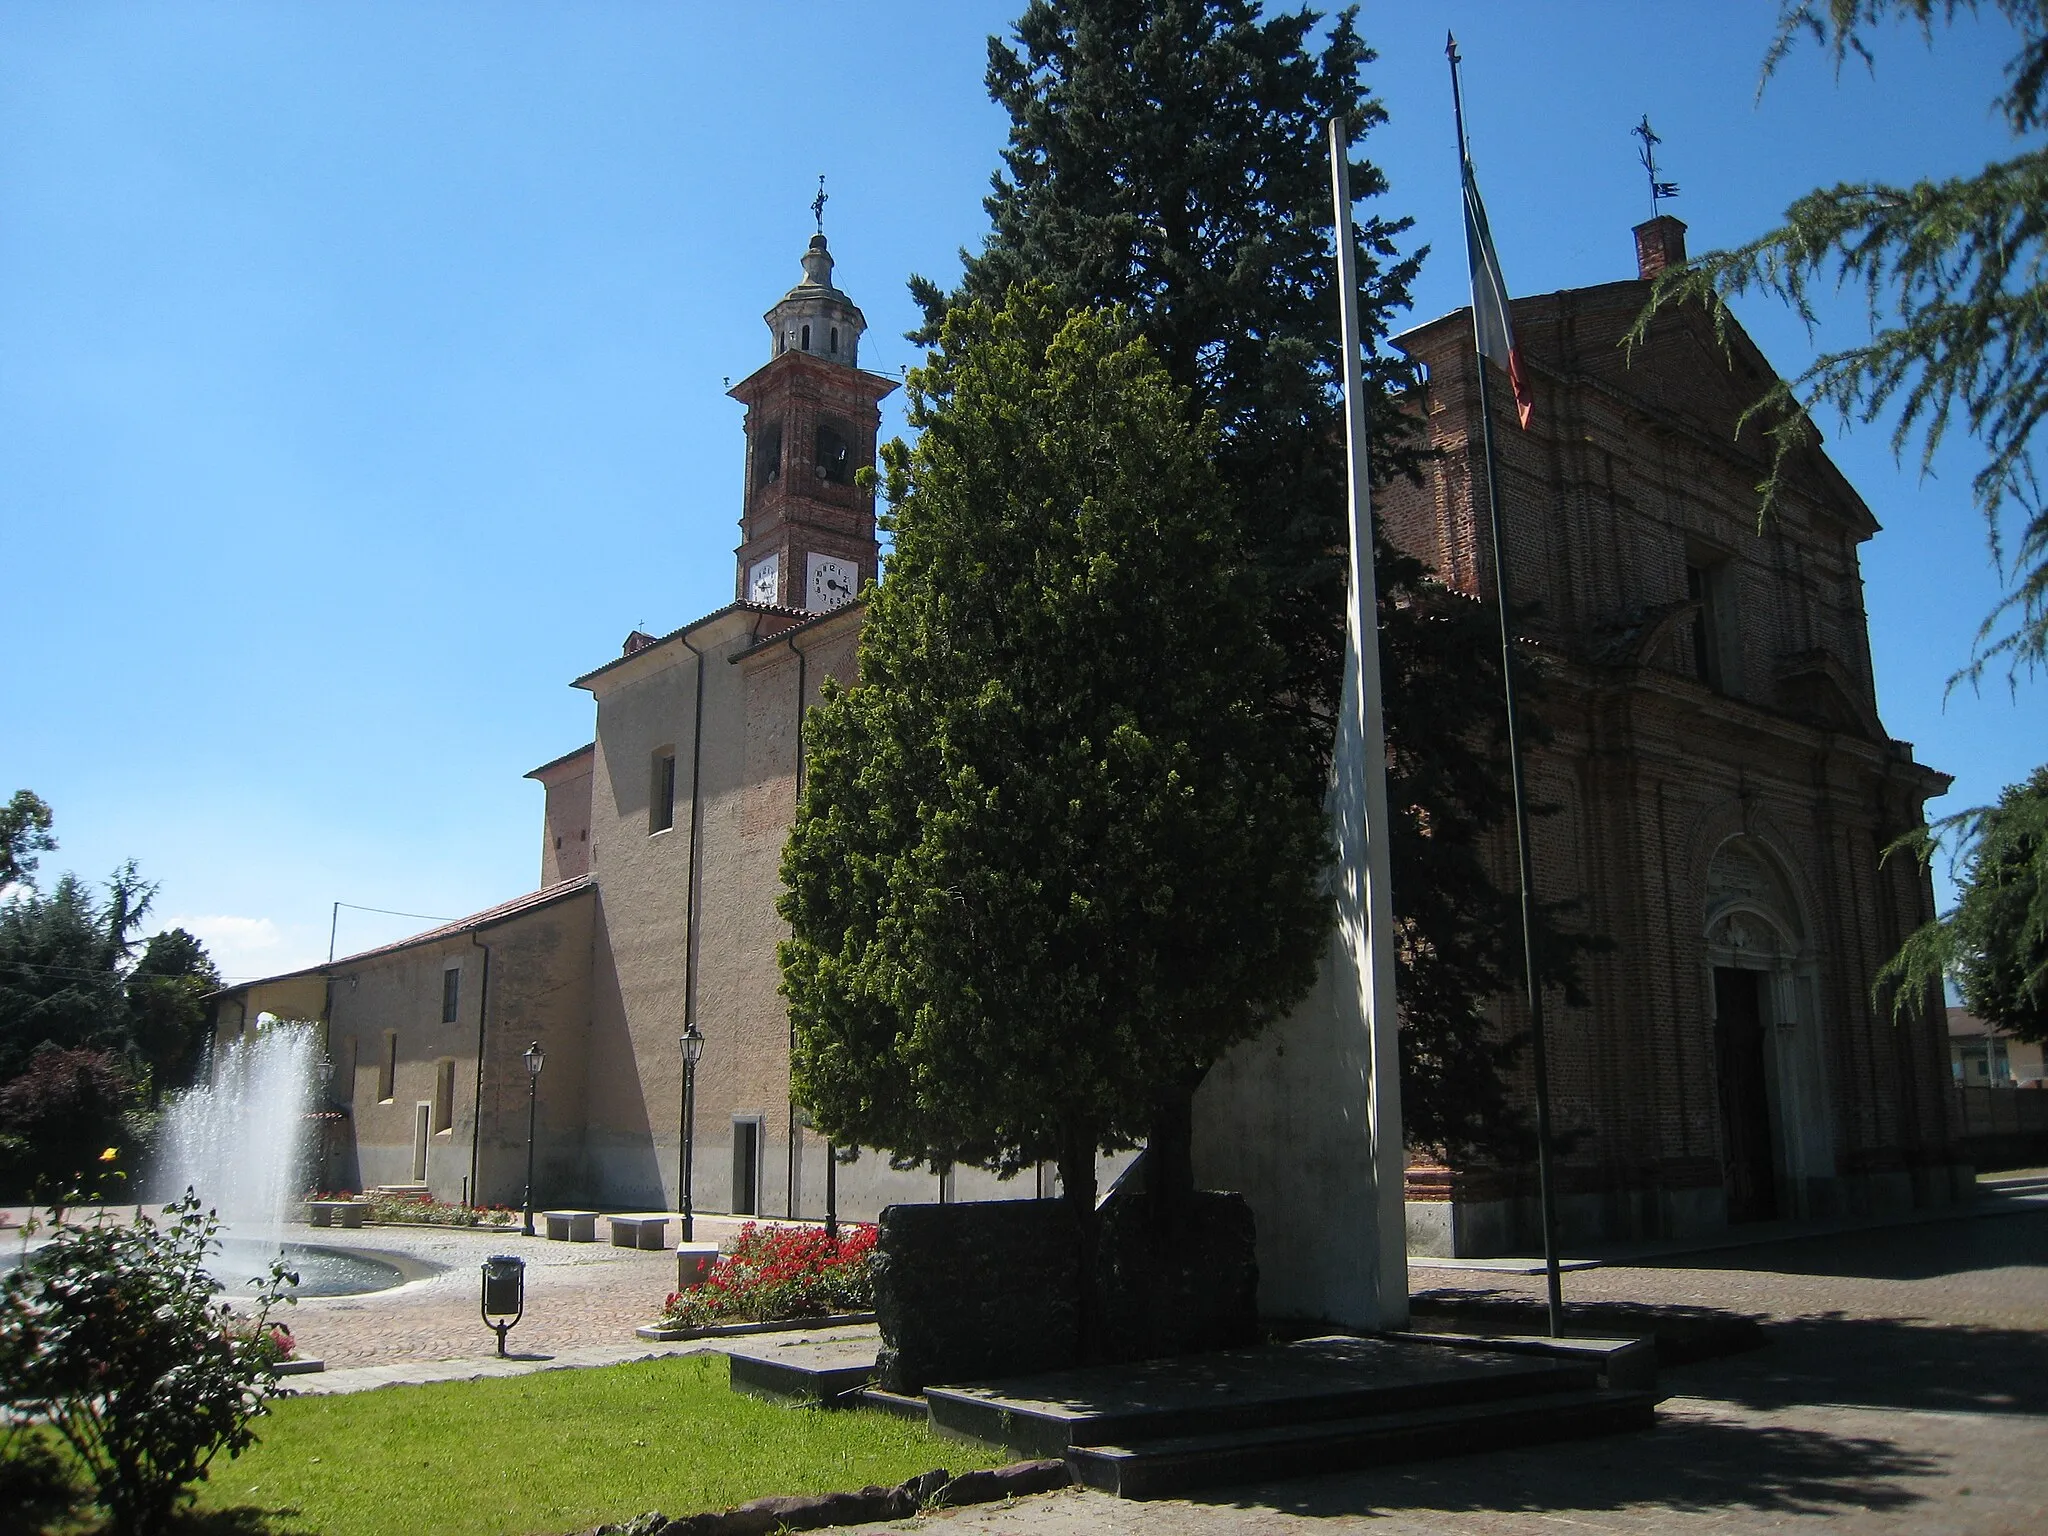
729,230 -> 896,613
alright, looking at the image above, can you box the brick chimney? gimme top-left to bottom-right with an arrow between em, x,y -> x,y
1634,215 -> 1688,279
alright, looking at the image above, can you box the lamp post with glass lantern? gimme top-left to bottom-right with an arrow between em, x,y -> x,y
521,1040 -> 545,1237
678,1024 -> 704,1241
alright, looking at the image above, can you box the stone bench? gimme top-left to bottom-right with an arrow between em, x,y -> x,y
542,1209 -> 600,1243
676,1241 -> 721,1289
308,1200 -> 367,1229
608,1213 -> 671,1250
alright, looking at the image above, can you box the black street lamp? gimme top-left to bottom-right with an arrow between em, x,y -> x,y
521,1040 -> 545,1237
679,1024 -> 704,1241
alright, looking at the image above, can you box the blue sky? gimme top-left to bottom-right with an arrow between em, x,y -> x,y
3,2 -> 2042,980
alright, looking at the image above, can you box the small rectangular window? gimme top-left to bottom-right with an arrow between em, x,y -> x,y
379,1031 -> 397,1102
651,750 -> 677,833
433,1058 -> 456,1133
1686,561 -> 1727,690
441,966 -> 460,1024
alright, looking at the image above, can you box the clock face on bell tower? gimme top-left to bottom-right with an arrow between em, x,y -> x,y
746,553 -> 779,606
727,232 -> 896,614
806,553 -> 857,611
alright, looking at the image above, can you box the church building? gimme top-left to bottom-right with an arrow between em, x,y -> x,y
1383,216 -> 1965,1252
213,215 -> 1969,1261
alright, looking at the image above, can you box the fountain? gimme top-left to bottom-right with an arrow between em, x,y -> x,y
156,1019 -> 317,1253
145,1019 -> 410,1297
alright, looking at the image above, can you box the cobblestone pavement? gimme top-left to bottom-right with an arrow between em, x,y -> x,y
0,1205 -> 843,1380
269,1221 -> 693,1369
856,1183 -> 2048,1536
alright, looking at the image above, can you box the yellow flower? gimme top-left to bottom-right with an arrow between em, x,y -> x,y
99,1147 -> 118,1163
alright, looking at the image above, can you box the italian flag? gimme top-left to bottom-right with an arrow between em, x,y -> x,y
1462,159 -> 1533,430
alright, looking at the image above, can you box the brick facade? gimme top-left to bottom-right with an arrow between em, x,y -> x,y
1387,222 -> 1964,1253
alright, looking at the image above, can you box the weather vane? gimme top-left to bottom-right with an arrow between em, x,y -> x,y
1633,115 -> 1680,216
812,175 -> 828,235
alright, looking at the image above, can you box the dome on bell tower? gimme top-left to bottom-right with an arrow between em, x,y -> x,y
764,234 -> 867,368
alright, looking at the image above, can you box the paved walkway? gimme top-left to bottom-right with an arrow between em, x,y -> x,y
269,1220 -> 689,1373
1,1203 -> 848,1387
855,1174 -> 2048,1536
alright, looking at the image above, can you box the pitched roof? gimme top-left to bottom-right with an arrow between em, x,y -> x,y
571,600 -> 810,691
525,741 -> 596,780
332,876 -> 593,965
211,875 -> 594,998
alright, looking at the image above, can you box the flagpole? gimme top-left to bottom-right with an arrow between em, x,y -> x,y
1328,116 -> 1408,1329
1447,33 -> 1565,1339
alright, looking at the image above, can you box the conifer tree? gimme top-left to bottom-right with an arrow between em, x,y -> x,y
909,0 -> 1591,1167
780,290 -> 1328,1224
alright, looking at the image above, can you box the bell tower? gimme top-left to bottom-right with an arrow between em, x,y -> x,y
729,231 -> 897,613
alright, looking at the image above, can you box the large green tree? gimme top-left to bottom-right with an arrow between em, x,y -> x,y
1880,765 -> 2048,1039
1,790 -> 57,889
1631,0 -> 2048,684
128,929 -> 224,1104
908,0 -> 1591,1166
0,867 -> 152,1085
0,798 -> 221,1101
780,290 -> 1328,1221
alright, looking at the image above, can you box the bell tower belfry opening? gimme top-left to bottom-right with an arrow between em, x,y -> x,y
729,230 -> 897,613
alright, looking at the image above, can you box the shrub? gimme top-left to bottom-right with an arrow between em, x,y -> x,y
353,1191 -> 516,1227
0,1192 -> 295,1534
659,1222 -> 876,1330
0,1045 -> 135,1200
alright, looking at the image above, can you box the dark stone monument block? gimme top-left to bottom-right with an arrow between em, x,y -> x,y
873,1180 -> 1260,1392
872,1199 -> 1081,1393
1095,1187 -> 1259,1362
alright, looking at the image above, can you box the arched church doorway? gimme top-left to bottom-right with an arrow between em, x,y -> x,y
1704,836 -> 1831,1224
1712,965 -> 1775,1221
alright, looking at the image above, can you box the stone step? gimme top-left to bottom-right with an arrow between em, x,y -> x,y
1389,1330 -> 1659,1393
1065,1386 -> 1658,1500
723,1328 -> 884,1407
923,1335 -> 1595,1457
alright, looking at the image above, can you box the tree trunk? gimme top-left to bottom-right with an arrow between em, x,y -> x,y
1057,1119 -> 1100,1362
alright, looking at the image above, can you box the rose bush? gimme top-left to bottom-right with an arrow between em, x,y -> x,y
0,1193 -> 294,1534
658,1222 -> 876,1329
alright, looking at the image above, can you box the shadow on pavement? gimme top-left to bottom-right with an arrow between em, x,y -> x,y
1189,1411 -> 1942,1521
1678,1312 -> 2048,1417
1633,1206 -> 2048,1283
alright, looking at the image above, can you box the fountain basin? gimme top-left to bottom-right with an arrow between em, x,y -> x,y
212,1239 -> 414,1298
4,1238 -> 421,1299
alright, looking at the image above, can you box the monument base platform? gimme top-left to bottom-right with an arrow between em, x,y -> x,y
727,1332 -> 1656,1499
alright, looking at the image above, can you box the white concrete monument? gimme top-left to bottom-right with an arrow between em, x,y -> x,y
1190,119 -> 1408,1331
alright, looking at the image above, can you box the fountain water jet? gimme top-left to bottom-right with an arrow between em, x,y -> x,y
156,1020 -> 318,1253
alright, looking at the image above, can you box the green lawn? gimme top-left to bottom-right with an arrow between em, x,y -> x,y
169,1355 -> 999,1536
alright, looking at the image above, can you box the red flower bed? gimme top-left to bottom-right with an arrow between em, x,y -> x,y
659,1222 -> 876,1329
